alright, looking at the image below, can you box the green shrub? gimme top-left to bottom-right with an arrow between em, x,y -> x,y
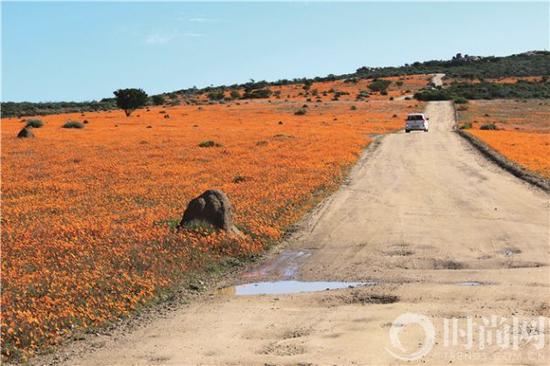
453,96 -> 468,104
459,122 -> 472,129
232,175 -> 247,183
180,219 -> 216,234
152,95 -> 165,105
62,121 -> 84,129
480,123 -> 497,130
25,119 -> 44,128
414,88 -> 453,101
230,90 -> 241,99
368,79 -> 391,93
294,108 -> 307,115
207,90 -> 225,101
198,140 -> 221,148
243,88 -> 272,99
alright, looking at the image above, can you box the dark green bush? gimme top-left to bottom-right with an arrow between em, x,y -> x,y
198,140 -> 221,148
62,121 -> 84,129
414,88 -> 453,101
459,122 -> 472,129
25,119 -> 44,128
243,88 -> 272,99
152,95 -> 165,105
453,96 -> 468,104
207,90 -> 225,101
368,79 -> 391,93
294,108 -> 307,115
480,123 -> 497,130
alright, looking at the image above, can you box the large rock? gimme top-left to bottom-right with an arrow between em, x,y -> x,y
17,127 -> 34,138
179,190 -> 238,233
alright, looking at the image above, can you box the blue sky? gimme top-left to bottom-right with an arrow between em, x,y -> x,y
2,1 -> 549,102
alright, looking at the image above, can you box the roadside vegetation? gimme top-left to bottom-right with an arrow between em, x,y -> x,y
457,99 -> 550,178
1,87 -> 422,361
414,79 -> 550,101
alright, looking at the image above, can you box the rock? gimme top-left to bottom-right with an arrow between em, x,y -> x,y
179,190 -> 239,233
17,127 -> 34,138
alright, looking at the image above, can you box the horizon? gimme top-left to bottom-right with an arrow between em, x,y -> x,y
2,1 -> 549,103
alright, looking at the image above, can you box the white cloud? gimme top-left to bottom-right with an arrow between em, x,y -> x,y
144,30 -> 205,45
145,33 -> 173,45
182,32 -> 205,37
188,17 -> 218,23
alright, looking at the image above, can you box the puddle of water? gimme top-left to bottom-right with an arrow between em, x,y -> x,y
456,281 -> 491,286
242,250 -> 311,280
500,247 -> 521,256
233,280 -> 376,296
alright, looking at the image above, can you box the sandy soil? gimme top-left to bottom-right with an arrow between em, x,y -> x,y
431,73 -> 445,87
58,101 -> 549,365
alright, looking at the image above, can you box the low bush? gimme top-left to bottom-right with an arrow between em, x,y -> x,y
368,79 -> 391,93
480,123 -> 497,130
62,121 -> 84,129
459,122 -> 472,129
152,95 -> 165,105
232,175 -> 247,183
453,96 -> 468,104
207,90 -> 225,101
25,119 -> 44,128
294,108 -> 307,115
198,140 -> 222,148
243,88 -> 272,99
414,88 -> 452,101
415,81 -> 550,101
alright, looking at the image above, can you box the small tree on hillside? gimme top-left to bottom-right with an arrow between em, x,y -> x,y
113,88 -> 148,116
368,79 -> 392,93
152,95 -> 165,105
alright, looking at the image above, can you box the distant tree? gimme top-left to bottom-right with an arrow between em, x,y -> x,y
113,88 -> 148,116
207,90 -> 225,101
368,79 -> 392,93
243,88 -> 272,99
230,90 -> 241,99
152,95 -> 165,105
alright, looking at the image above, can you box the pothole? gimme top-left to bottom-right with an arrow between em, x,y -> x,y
455,281 -> 494,286
500,247 -> 522,256
224,280 -> 377,296
242,250 -> 312,280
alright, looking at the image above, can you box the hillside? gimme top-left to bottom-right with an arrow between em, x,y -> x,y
2,51 -> 549,118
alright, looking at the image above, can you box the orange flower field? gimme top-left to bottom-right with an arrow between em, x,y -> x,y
457,99 -> 550,178
1,84 -> 425,359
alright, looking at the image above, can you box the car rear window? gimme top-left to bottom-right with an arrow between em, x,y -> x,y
407,115 -> 424,121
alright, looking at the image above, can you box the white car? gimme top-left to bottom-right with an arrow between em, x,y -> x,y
405,113 -> 429,133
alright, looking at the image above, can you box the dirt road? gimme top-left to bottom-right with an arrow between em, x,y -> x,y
431,73 -> 445,87
65,101 -> 549,365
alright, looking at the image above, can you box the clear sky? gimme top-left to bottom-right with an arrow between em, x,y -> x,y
2,1 -> 549,102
